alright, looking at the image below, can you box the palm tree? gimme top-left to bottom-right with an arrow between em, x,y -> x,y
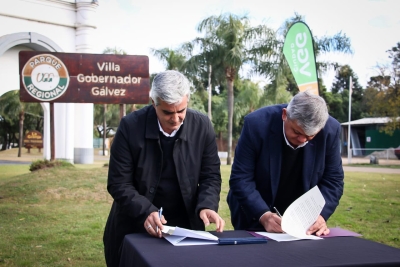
150,47 -> 212,115
150,47 -> 186,71
0,90 -> 42,156
181,35 -> 223,121
184,13 -> 278,164
101,47 -> 127,155
103,46 -> 127,56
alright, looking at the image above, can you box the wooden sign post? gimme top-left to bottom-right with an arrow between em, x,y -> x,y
23,130 -> 44,153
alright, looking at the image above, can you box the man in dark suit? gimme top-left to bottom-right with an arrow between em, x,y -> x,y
227,90 -> 344,236
104,70 -> 225,267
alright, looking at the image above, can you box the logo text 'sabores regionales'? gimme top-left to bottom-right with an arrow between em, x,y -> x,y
22,54 -> 70,101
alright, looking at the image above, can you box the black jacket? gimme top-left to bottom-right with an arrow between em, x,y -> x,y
103,105 -> 221,266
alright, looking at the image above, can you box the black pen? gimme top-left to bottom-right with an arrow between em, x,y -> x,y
218,237 -> 268,245
156,207 -> 163,233
273,207 -> 282,218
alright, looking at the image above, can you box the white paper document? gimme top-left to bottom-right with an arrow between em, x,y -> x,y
255,232 -> 303,242
161,226 -> 219,246
257,186 -> 325,241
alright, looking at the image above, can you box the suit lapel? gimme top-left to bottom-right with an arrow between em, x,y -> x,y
269,120 -> 283,204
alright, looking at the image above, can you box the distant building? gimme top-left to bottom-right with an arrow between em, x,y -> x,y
341,117 -> 400,157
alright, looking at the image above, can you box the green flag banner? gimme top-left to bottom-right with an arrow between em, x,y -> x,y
283,22 -> 319,95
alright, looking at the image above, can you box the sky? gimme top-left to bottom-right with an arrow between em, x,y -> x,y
93,0 -> 400,90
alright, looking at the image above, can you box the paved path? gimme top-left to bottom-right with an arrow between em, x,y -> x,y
0,160 -> 31,165
343,166 -> 400,174
342,157 -> 400,174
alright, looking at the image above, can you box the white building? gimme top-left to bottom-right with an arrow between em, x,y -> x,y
0,0 -> 99,163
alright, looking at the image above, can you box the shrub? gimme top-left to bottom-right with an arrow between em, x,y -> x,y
29,159 -> 74,171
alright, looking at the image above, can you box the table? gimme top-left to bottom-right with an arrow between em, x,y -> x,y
119,230 -> 400,267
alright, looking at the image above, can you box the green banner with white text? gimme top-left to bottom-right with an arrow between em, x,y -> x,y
283,22 -> 319,95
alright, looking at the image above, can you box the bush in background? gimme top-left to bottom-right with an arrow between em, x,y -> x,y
29,159 -> 74,171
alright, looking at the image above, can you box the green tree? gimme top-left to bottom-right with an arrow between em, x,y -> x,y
0,90 -> 42,154
363,42 -> 400,134
211,92 -> 228,149
0,114 -> 17,151
103,46 -> 127,56
327,64 -> 364,122
98,47 -> 128,154
362,75 -> 390,117
186,13 -> 277,164
188,89 -> 207,114
181,34 -> 227,121
150,47 -> 186,71
149,47 -> 208,115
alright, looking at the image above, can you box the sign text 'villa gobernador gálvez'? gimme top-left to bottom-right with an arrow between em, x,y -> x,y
19,51 -> 150,104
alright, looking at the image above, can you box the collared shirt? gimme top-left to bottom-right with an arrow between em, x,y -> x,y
157,120 -> 183,137
282,121 -> 308,150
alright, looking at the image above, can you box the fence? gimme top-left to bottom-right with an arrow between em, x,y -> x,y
93,138 -> 102,149
93,138 -> 111,149
350,148 -> 398,160
345,148 -> 400,165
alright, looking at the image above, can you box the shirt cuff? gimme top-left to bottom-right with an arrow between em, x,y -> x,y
259,211 -> 271,222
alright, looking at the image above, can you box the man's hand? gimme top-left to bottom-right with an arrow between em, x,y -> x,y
199,209 -> 225,232
259,211 -> 283,233
307,215 -> 330,236
144,211 -> 167,238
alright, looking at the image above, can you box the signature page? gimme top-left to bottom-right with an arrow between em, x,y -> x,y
255,232 -> 301,242
281,185 -> 325,239
162,226 -> 219,246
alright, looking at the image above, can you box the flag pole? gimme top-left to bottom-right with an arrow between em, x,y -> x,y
347,76 -> 352,164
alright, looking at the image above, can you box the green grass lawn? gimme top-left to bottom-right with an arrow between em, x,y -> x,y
328,171 -> 400,247
0,164 -> 399,266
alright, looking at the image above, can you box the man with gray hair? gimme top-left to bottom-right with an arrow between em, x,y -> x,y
227,90 -> 344,235
104,70 -> 224,267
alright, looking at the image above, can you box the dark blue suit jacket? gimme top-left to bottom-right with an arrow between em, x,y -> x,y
227,104 -> 344,230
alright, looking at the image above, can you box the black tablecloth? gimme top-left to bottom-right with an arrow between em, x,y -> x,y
119,230 -> 400,267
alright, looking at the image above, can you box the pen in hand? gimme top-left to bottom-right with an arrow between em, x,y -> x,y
273,207 -> 285,233
273,207 -> 282,218
156,207 -> 163,233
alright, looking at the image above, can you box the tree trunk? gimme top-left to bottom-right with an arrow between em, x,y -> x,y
119,104 -> 126,120
227,78 -> 234,165
103,104 -> 107,156
12,133 -> 17,148
1,133 -> 8,151
208,65 -> 212,121
18,111 -> 25,157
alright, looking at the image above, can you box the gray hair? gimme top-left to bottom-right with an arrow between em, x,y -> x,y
149,70 -> 191,106
286,90 -> 329,136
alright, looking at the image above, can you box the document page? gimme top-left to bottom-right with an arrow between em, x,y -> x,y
161,226 -> 219,246
281,185 -> 325,239
255,232 -> 302,242
162,226 -> 218,240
